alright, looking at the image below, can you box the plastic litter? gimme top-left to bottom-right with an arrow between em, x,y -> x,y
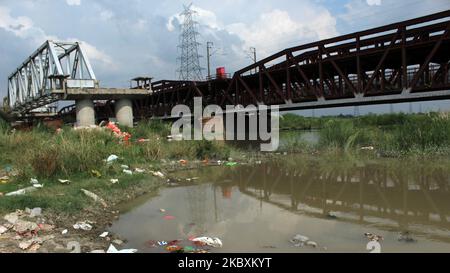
100,232 -> 109,238
106,155 -> 119,163
5,187 -> 37,196
163,215 -> 175,220
110,179 -> 119,184
398,231 -> 417,243
121,165 -> 130,169
58,179 -> 71,184
150,171 -> 165,178
290,234 -> 310,247
61,229 -> 68,235
33,184 -> 44,188
364,232 -> 383,242
134,168 -> 145,173
107,244 -> 138,253
0,176 -> 9,184
158,241 -> 168,246
179,159 -> 188,165
26,207 -> 42,218
81,189 -> 108,208
0,225 -> 8,234
123,169 -> 133,175
159,209 -> 166,213
30,178 -> 39,185
225,162 -> 238,167
4,212 -> 20,224
112,239 -> 124,245
191,237 -> 223,248
14,219 -> 38,233
73,221 -> 93,231
166,245 -> 183,252
91,169 -> 102,178
361,146 -> 375,151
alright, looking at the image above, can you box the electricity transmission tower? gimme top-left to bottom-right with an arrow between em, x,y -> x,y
177,4 -> 203,81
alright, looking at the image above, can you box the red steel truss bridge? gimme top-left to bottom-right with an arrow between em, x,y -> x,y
132,11 -> 450,119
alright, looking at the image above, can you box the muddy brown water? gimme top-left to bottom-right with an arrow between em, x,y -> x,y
110,155 -> 450,253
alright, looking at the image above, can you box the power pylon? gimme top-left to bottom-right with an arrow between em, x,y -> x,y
177,4 -> 203,81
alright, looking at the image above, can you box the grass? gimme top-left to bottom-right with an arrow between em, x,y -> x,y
0,120 -> 236,215
280,112 -> 450,157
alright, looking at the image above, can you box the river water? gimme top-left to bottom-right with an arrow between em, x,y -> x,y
110,151 -> 450,253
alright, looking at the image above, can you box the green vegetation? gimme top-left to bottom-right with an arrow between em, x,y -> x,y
280,112 -> 450,157
0,120 -> 234,214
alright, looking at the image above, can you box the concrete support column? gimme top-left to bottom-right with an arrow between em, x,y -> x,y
115,98 -> 134,127
76,99 -> 95,127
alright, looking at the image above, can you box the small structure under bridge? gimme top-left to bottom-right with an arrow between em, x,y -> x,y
5,40 -> 150,127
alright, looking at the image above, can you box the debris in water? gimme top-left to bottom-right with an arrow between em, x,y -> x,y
364,232 -> 384,242
306,241 -> 318,248
106,244 -> 138,253
150,171 -> 165,179
163,215 -> 175,220
123,169 -> 133,175
192,237 -> 223,248
81,189 -> 108,208
159,209 -> 166,213
398,231 -> 417,243
290,234 -> 310,247
158,241 -> 168,246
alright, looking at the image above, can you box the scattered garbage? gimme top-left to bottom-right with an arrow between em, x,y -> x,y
58,179 -> 71,184
73,221 -> 93,231
26,207 -> 42,218
33,184 -> 44,188
61,229 -> 68,235
364,233 -> 384,242
150,171 -> 165,179
81,189 -> 108,208
91,169 -> 102,178
179,159 -> 188,165
121,165 -> 130,169
30,178 -> 39,185
361,146 -> 375,151
5,186 -> 37,196
290,234 -> 310,247
110,179 -> 119,184
398,231 -> 417,243
191,237 -> 223,248
306,241 -> 318,248
100,232 -> 109,238
4,212 -> 20,224
112,239 -> 124,245
123,169 -> 133,175
163,215 -> 175,220
166,245 -> 183,252
106,155 -> 119,163
134,168 -> 145,174
225,162 -> 238,167
137,138 -> 150,143
186,177 -> 199,182
0,176 -> 9,184
14,219 -> 38,233
105,122 -> 132,143
158,241 -> 168,246
107,244 -> 138,253
159,209 -> 166,213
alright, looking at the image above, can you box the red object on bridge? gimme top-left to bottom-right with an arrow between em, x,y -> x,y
216,67 -> 226,79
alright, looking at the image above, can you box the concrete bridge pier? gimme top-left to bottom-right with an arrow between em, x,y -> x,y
115,98 -> 134,128
76,99 -> 95,127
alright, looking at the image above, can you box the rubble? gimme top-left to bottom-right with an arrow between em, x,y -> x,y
73,221 -> 94,231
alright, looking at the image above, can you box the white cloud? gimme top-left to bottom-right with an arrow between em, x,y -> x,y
0,6 -> 115,70
366,0 -> 382,6
66,0 -> 81,6
226,8 -> 337,57
167,5 -> 221,32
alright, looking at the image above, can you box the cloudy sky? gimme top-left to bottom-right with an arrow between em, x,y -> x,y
1,0 -> 449,114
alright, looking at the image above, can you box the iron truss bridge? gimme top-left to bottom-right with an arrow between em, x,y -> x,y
132,11 -> 450,118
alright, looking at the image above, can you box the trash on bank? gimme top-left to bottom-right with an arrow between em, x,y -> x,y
364,232 -> 383,242
73,221 -> 94,231
100,232 -> 109,238
33,184 -> 44,188
0,176 -> 9,184
290,234 -> 310,247
81,189 -> 108,208
225,162 -> 238,167
110,179 -> 119,184
58,179 -> 71,185
150,171 -> 165,179
0,225 -> 8,234
163,215 -> 175,220
91,169 -> 102,178
361,146 -> 375,151
158,241 -> 168,246
191,237 -> 223,248
25,207 -> 42,218
134,168 -> 145,173
179,159 -> 188,165
107,244 -> 138,253
5,186 -> 38,196
30,178 -> 39,185
61,229 -> 68,235
123,169 -> 133,175
121,165 -> 129,169
166,245 -> 183,252
106,155 -> 119,163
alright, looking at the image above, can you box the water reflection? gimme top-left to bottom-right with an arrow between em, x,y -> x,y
111,155 -> 450,252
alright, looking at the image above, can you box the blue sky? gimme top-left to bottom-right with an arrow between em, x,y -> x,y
1,0 -> 450,115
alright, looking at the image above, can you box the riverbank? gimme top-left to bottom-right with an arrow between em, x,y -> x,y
280,112 -> 450,157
